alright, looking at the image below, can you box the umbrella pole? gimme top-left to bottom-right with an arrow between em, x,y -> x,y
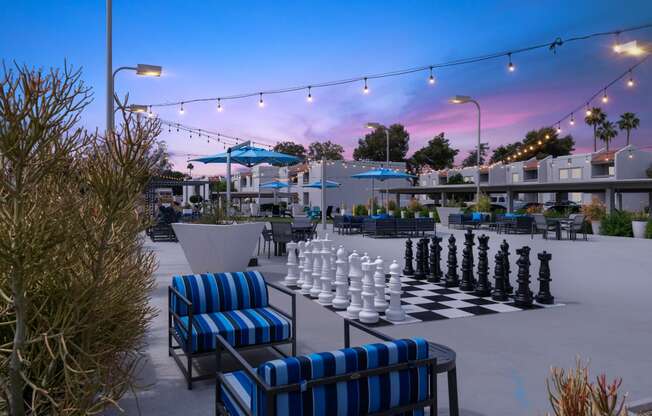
371,178 -> 374,215
321,160 -> 326,231
226,150 -> 232,218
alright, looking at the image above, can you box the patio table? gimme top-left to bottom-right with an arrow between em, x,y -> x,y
544,218 -> 573,240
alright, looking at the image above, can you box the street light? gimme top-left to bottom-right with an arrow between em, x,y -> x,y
128,104 -> 148,113
449,95 -> 482,204
365,122 -> 391,211
108,64 -> 163,132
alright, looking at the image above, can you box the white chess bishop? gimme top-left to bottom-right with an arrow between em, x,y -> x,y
318,237 -> 334,305
385,260 -> 406,322
301,241 -> 314,295
283,241 -> 298,286
296,241 -> 306,287
332,245 -> 349,310
309,238 -> 323,298
373,256 -> 388,312
346,251 -> 363,319
359,259 -> 380,324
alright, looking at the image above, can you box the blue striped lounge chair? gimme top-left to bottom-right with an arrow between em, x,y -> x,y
169,271 -> 297,389
216,319 -> 439,416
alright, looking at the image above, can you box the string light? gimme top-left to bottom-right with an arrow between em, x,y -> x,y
307,86 -> 313,103
602,89 -> 609,103
217,98 -> 223,112
258,93 -> 265,108
508,53 -> 515,72
179,102 -> 185,115
570,113 -> 575,125
627,70 -> 635,87
428,67 -> 435,84
545,133 -> 550,139
585,104 -> 592,116
363,77 -> 369,94
556,124 -> 562,134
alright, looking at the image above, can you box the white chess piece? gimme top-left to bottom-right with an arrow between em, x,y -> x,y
373,256 -> 388,312
301,242 -> 314,294
318,238 -> 334,305
330,246 -> 337,282
359,260 -> 380,323
346,251 -> 363,319
296,241 -> 306,287
310,239 -> 323,298
385,260 -> 406,322
283,241 -> 298,286
332,245 -> 349,310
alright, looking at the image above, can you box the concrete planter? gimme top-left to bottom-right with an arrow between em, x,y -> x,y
632,220 -> 647,238
429,211 -> 435,219
172,222 -> 264,274
591,220 -> 601,235
401,211 -> 407,219
182,209 -> 193,215
628,397 -> 652,416
415,212 -> 422,219
437,207 -> 462,228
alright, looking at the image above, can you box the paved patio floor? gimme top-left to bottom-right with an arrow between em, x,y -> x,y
109,225 -> 652,415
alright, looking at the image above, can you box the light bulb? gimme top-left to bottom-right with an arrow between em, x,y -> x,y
258,93 -> 265,108
586,109 -> 592,116
538,140 -> 542,145
428,67 -> 435,84
602,91 -> 608,103
627,77 -> 635,87
545,134 -> 550,139
363,77 -> 369,94
307,86 -> 313,103
508,53 -> 515,72
570,115 -> 575,125
179,103 -> 185,115
556,125 -> 562,133
217,98 -> 223,112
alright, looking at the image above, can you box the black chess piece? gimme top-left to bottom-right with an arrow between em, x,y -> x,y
535,251 -> 555,304
428,236 -> 443,283
514,246 -> 534,308
403,238 -> 415,276
491,251 -> 508,301
501,240 -> 514,294
459,228 -> 476,291
444,235 -> 459,287
414,239 -> 426,280
474,234 -> 492,297
421,238 -> 431,276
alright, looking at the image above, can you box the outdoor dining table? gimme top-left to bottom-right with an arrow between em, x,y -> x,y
545,217 -> 573,240
291,225 -> 313,241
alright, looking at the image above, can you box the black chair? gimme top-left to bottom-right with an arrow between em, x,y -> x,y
270,222 -> 293,256
258,227 -> 273,259
325,205 -> 334,220
531,214 -> 555,239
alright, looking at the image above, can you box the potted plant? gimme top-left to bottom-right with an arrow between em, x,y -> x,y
182,203 -> 193,215
420,207 -> 430,219
475,193 -> 492,215
581,197 -> 607,235
631,211 -> 649,238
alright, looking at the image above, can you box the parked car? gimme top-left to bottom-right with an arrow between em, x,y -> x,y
545,203 -> 581,215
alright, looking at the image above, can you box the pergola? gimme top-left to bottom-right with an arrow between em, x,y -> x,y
145,178 -> 211,218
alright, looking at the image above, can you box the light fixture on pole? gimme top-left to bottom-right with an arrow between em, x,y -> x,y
613,40 -> 645,56
365,122 -> 391,211
128,104 -> 148,113
449,95 -> 482,204
108,62 -> 162,133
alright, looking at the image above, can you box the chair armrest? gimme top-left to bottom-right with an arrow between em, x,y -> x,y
168,286 -> 193,334
266,281 -> 297,325
267,280 -> 295,297
344,318 -> 394,347
215,334 -> 271,392
169,285 -> 192,308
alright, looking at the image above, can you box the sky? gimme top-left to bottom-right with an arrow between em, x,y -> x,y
2,1 -> 652,175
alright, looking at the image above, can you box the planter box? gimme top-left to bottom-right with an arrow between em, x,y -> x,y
182,209 -> 193,215
437,207 -> 462,228
591,220 -> 601,235
172,222 -> 264,274
628,397 -> 652,416
632,221 -> 647,238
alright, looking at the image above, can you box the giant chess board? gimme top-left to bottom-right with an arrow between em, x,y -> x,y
288,276 -> 563,327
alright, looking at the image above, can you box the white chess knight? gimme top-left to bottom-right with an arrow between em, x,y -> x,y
346,251 -> 363,319
332,245 -> 349,310
283,241 -> 299,286
300,241 -> 314,295
373,256 -> 388,312
318,237 -> 334,305
296,241 -> 306,287
309,238 -> 323,298
385,260 -> 406,322
359,260 -> 380,324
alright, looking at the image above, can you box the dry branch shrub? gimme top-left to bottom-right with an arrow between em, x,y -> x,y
0,64 -> 159,414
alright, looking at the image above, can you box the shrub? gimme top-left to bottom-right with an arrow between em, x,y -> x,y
646,219 -> 652,239
407,198 -> 423,212
600,210 -> 633,236
446,172 -> 465,184
526,205 -> 543,214
189,194 -> 203,204
430,209 -> 440,222
419,207 -> 430,217
377,207 -> 387,214
354,205 -> 368,216
581,197 -> 607,222
476,194 -> 492,212
630,211 -> 649,222
387,200 -> 397,212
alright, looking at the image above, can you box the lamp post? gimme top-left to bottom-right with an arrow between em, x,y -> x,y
449,95 -> 482,204
106,0 -> 162,133
365,122 -> 391,211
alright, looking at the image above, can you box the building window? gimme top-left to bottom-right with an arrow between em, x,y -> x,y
608,166 -> 615,176
569,192 -> 582,203
559,167 -> 582,180
512,173 -> 520,182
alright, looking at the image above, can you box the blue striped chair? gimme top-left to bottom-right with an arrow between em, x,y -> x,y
216,320 -> 439,416
169,271 -> 296,389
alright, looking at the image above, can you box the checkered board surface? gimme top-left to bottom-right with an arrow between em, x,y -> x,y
290,276 -> 563,327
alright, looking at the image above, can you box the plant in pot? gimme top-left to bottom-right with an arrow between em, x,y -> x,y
354,204 -> 368,217
646,218 -> 652,239
387,200 -> 397,216
600,210 -> 633,237
408,198 -> 423,218
475,193 -> 492,218
581,197 -> 606,235
631,211 -> 649,238
419,207 -> 430,219
182,202 -> 193,215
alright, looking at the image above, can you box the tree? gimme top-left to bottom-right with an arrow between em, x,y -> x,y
461,143 -> 489,167
273,141 -> 306,160
148,140 -> 172,174
410,133 -> 459,170
617,112 -> 640,146
495,127 -> 575,163
597,121 -> 618,151
187,162 -> 194,175
585,107 -> 607,152
353,124 -> 409,162
307,140 -> 344,160
489,142 -> 521,164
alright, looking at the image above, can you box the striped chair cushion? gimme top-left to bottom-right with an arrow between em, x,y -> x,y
171,271 -> 269,316
251,338 -> 429,416
176,307 -> 291,353
221,371 -> 252,416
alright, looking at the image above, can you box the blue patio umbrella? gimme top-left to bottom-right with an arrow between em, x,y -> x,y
303,180 -> 341,189
259,180 -> 289,204
351,168 -> 416,212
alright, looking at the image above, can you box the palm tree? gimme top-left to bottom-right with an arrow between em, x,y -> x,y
596,121 -> 618,151
585,107 -> 606,151
187,162 -> 194,176
617,112 -> 640,146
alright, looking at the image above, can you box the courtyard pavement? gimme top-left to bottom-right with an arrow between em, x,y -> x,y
109,225 -> 652,416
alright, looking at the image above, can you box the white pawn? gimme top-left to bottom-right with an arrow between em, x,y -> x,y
332,245 -> 349,310
283,241 -> 299,286
301,242 -> 314,294
318,238 -> 334,305
385,260 -> 406,322
373,256 -> 388,312
296,241 -> 306,287
359,260 -> 380,324
310,239 -> 323,298
346,251 -> 363,319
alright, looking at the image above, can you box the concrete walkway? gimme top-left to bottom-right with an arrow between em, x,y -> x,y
110,225 -> 652,415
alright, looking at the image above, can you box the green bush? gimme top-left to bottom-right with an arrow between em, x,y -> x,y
430,209 -> 440,222
354,205 -> 368,216
646,219 -> 652,239
476,194 -> 492,212
387,200 -> 397,212
446,173 -> 465,185
189,194 -> 203,204
600,210 -> 633,237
